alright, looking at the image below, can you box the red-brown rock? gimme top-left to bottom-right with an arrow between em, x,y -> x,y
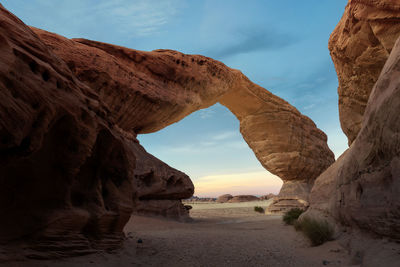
0,4 -> 193,258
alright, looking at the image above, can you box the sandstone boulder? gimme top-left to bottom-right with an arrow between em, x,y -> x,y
329,0 -> 400,144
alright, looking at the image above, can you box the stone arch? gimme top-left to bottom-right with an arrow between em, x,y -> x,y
33,28 -> 335,211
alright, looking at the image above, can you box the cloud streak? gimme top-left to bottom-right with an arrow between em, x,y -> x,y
206,27 -> 298,59
93,0 -> 184,36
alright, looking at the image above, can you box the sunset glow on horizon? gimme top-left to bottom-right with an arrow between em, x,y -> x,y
194,171 -> 283,198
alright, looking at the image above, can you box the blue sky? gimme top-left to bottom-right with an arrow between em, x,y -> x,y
2,0 -> 349,197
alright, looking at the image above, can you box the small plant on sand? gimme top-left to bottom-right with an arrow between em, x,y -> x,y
282,208 -> 304,225
254,206 -> 264,213
294,217 -> 334,246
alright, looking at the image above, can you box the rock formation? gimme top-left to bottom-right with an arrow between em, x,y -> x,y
217,194 -> 234,203
0,3 -> 334,258
0,4 -> 192,258
306,35 -> 400,240
32,27 -> 334,213
227,195 -> 259,203
329,0 -> 400,144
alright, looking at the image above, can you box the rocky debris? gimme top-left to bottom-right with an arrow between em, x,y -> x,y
216,194 -> 234,203
329,0 -> 400,144
33,27 -> 334,209
306,36 -> 400,240
227,195 -> 259,203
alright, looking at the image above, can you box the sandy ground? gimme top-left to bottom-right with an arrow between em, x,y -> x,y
4,200 -> 357,267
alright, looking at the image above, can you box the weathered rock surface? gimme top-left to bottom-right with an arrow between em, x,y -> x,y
216,194 -> 234,203
0,2 -> 335,258
0,4 -> 192,259
33,27 -> 334,212
329,0 -> 400,144
228,195 -> 259,203
306,36 -> 400,240
130,139 -> 194,220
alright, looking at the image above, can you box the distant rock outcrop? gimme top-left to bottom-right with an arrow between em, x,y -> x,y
260,193 -> 277,200
329,0 -> 400,144
217,194 -> 234,203
228,195 -> 259,203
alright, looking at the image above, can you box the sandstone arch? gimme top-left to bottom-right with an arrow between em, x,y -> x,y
33,28 -> 335,212
0,4 -> 334,257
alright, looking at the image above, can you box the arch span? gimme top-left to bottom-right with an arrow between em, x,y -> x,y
33,28 -> 335,211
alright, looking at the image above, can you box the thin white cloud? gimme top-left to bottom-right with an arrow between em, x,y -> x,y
93,0 -> 184,36
302,103 -> 316,110
198,109 -> 216,119
212,131 -> 237,141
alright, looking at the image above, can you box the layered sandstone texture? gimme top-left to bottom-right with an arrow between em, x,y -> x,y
33,27 -> 335,212
0,4 -> 192,259
329,0 -> 400,144
307,36 -> 400,240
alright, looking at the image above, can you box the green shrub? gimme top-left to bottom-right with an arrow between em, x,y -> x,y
295,217 -> 334,246
282,208 -> 304,225
254,206 -> 264,213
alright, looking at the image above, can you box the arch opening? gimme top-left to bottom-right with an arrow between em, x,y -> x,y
138,103 -> 283,199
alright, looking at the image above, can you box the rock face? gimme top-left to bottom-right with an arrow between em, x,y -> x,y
228,195 -> 259,203
0,4 -> 192,258
329,0 -> 400,144
32,27 -> 334,213
130,142 -> 193,220
217,194 -> 234,203
306,36 -> 400,240
0,3 -> 334,257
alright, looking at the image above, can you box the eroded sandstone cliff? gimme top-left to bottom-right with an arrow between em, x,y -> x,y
0,4 -> 193,258
307,36 -> 400,240
329,0 -> 400,144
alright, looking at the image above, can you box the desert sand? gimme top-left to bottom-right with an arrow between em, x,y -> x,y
5,200 -> 355,267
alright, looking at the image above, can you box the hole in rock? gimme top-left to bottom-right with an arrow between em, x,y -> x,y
138,103 -> 283,199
